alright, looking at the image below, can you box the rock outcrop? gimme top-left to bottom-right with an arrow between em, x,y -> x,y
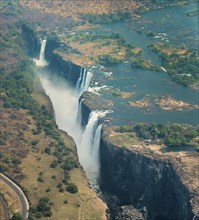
100,127 -> 198,220
48,52 -> 81,86
80,91 -> 113,127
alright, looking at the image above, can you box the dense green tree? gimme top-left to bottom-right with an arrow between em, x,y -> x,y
66,182 -> 78,194
12,213 -> 22,220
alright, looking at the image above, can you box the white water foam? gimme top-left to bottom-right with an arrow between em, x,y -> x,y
34,38 -> 48,67
75,68 -> 93,96
37,40 -> 109,188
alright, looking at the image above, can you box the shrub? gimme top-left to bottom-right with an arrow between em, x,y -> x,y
31,140 -> 39,146
66,183 -> 78,194
12,158 -> 21,164
64,199 -> 68,204
37,176 -> 44,182
43,211 -> 52,217
61,158 -> 78,171
50,160 -> 58,168
59,188 -> 64,193
45,188 -> 51,193
11,213 -> 22,220
44,147 -> 51,155
39,197 -> 50,203
57,183 -> 62,188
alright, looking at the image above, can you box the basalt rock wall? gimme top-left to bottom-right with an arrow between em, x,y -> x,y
45,39 -> 60,62
80,98 -> 92,128
20,23 -> 39,57
99,136 -> 194,220
21,26 -> 80,86
48,53 -> 81,87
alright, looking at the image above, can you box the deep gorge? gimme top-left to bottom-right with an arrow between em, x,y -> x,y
100,136 -> 194,220
27,29 -> 196,219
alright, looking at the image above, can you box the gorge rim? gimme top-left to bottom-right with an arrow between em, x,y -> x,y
36,39 -> 105,189
33,35 -> 198,220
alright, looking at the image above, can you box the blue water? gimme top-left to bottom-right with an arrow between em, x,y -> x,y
90,3 -> 198,125
142,2 -> 198,48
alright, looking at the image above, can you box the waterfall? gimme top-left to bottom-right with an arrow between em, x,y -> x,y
91,124 -> 102,187
78,111 -> 102,187
40,74 -> 111,189
39,75 -> 83,145
78,112 -> 99,168
75,68 -> 93,96
39,38 -> 47,63
76,98 -> 84,125
75,68 -> 83,92
34,38 -> 48,67
83,71 -> 93,93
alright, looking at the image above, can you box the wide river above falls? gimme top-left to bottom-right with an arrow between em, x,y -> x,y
89,3 -> 198,126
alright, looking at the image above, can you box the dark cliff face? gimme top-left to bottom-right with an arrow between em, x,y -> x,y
80,91 -> 113,127
45,39 -> 60,62
48,53 -> 81,86
99,136 -> 194,220
80,98 -> 91,128
21,28 -> 80,86
20,23 -> 39,57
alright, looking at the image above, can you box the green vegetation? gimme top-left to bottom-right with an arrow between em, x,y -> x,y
131,57 -> 161,71
134,0 -> 195,15
11,213 -> 22,220
186,9 -> 199,17
37,176 -> 44,182
68,31 -> 122,44
117,125 -> 133,133
150,43 -> 199,86
134,123 -> 198,148
0,16 -> 81,217
98,54 -> 122,65
117,123 -> 199,148
29,197 -> 53,219
66,182 -> 78,194
81,12 -> 131,24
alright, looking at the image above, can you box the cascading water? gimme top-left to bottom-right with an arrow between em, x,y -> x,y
76,98 -> 84,125
75,68 -> 83,92
91,124 -> 103,187
34,38 -> 48,67
82,70 -> 93,93
40,75 -> 104,188
78,111 -> 102,188
37,40 -> 105,189
75,68 -> 93,96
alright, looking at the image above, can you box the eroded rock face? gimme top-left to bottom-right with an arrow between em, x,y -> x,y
80,91 -> 113,127
45,39 -> 60,62
99,129 -> 195,220
118,205 -> 146,220
21,23 -> 39,57
48,53 -> 81,86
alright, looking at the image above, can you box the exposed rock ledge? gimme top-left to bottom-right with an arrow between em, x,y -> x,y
80,91 -> 113,127
100,126 -> 199,220
128,95 -> 199,111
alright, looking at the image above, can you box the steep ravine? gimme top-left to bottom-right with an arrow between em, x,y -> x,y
99,128 -> 196,220
45,43 -> 197,220
22,29 -> 197,219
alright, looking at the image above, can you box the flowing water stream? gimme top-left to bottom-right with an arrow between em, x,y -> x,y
35,39 -> 106,188
35,3 -> 198,188
89,3 -> 198,125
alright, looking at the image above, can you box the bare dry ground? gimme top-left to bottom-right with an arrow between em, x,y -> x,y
20,0 -> 139,21
0,196 -> 9,220
0,181 -> 21,218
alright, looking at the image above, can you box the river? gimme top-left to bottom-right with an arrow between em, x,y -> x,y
89,3 -> 198,125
